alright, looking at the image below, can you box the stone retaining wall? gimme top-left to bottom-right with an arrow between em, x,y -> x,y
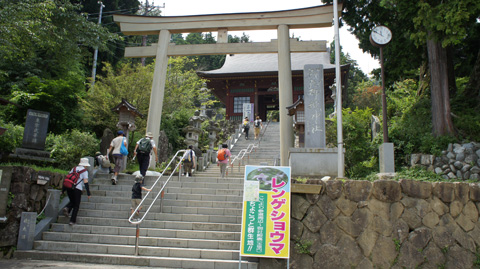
0,166 -> 63,249
411,142 -> 480,180
260,179 -> 480,269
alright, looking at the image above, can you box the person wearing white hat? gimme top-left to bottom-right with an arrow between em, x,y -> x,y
62,158 -> 91,225
133,131 -> 158,180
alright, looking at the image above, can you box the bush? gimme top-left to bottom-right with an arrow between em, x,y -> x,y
326,107 -> 380,178
46,130 -> 99,169
0,121 -> 24,154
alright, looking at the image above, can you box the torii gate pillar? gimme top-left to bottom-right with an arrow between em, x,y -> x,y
146,30 -> 170,168
277,25 -> 294,166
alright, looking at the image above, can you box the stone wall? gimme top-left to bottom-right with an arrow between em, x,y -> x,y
0,166 -> 63,248
260,179 -> 480,269
411,142 -> 480,180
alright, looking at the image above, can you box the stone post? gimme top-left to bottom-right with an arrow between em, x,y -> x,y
17,212 -> 37,250
44,189 -> 61,220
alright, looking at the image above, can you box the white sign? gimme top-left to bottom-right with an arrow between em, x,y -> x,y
243,103 -> 254,122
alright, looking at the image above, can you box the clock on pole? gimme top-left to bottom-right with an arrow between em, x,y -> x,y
370,25 -> 392,47
370,25 -> 395,173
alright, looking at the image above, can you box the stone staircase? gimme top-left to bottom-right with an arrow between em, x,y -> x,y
15,122 -> 280,268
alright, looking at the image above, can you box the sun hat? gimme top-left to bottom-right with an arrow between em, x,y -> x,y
78,158 -> 90,167
146,132 -> 153,138
135,174 -> 143,182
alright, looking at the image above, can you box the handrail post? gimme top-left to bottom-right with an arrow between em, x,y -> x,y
160,188 -> 165,213
135,223 -> 140,256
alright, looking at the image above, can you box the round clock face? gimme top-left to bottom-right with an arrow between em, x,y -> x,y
371,26 -> 392,46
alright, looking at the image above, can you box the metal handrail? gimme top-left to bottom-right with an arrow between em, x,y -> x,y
128,149 -> 187,256
228,120 -> 272,173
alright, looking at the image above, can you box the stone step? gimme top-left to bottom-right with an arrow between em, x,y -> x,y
72,209 -> 241,223
91,181 -> 245,191
14,250 -> 257,269
39,233 -> 239,250
50,223 -> 241,241
90,186 -> 243,197
80,202 -> 242,215
59,216 -> 241,232
84,191 -> 243,203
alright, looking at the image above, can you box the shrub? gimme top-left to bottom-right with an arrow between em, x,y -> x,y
0,121 -> 24,154
326,107 -> 380,178
46,130 -> 98,169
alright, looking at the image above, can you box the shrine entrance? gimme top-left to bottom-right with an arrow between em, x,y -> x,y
114,4 -> 342,166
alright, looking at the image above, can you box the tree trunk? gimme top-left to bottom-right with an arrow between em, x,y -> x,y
427,38 -> 456,136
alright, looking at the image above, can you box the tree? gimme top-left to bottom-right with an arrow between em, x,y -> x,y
82,57 -> 213,151
330,0 -> 480,137
0,0 -> 117,91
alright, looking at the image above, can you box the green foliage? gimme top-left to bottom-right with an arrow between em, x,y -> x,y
7,192 -> 14,208
0,121 -> 24,154
4,75 -> 85,134
351,80 -> 382,114
388,80 -> 457,166
294,240 -> 312,255
82,62 -> 153,136
393,166 -> 444,182
160,108 -> 192,152
46,130 -> 99,169
326,108 -> 380,178
0,0 -> 118,91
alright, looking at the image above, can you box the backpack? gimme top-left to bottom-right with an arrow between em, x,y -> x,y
99,156 -> 110,168
183,150 -> 193,163
217,148 -> 227,161
243,120 -> 250,129
137,138 -> 153,154
254,120 -> 260,127
63,167 -> 87,190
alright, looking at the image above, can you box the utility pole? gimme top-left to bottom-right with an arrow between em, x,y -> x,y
141,1 -> 165,66
90,1 -> 105,91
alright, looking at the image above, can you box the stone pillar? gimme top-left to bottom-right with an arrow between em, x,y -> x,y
277,24 -> 294,166
304,65 -> 326,148
44,189 -> 61,220
17,212 -> 37,250
147,29 -> 170,169
379,143 -> 395,173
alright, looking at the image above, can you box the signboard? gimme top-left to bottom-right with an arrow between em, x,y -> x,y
240,165 -> 291,258
242,103 -> 254,122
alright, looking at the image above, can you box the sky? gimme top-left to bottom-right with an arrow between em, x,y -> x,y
139,0 -> 380,74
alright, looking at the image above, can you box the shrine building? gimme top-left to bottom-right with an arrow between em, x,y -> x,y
197,51 -> 350,121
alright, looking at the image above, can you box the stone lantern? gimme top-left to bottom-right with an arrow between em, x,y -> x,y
286,96 -> 305,148
206,121 -> 221,163
183,110 -> 206,148
111,99 -> 143,169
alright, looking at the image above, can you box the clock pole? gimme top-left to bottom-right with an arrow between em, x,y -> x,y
380,46 -> 388,142
370,25 -> 395,173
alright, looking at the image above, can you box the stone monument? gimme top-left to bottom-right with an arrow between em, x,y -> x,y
288,65 -> 342,178
12,109 -> 53,162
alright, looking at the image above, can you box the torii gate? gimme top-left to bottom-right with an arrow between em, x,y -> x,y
114,4 -> 342,167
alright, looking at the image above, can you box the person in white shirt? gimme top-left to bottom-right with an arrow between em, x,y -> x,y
62,158 -> 91,225
106,130 -> 128,185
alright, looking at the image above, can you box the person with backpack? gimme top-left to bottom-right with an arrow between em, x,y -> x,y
253,116 -> 263,140
62,158 -> 91,226
217,143 -> 232,179
106,130 -> 128,185
243,117 -> 250,140
182,145 -> 196,177
133,132 -> 158,180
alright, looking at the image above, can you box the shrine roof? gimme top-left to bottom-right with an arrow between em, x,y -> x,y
198,52 -> 342,77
